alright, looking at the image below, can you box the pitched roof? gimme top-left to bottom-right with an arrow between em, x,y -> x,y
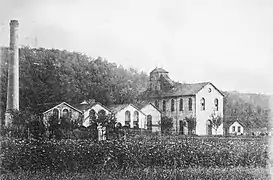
108,104 -> 129,114
144,82 -> 224,98
108,104 -> 146,115
226,120 -> 246,128
75,103 -> 96,111
43,102 -> 82,114
150,67 -> 168,74
75,101 -> 111,113
135,100 -> 161,113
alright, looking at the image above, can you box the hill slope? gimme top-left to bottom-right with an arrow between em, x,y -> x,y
1,47 -> 271,129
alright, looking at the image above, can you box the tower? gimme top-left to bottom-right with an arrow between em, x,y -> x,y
5,20 -> 19,127
149,67 -> 174,92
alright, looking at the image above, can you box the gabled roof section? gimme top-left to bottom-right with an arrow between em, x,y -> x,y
108,104 -> 129,114
135,100 -> 161,113
150,67 -> 168,74
144,81 -> 224,98
108,104 -> 146,115
226,120 -> 246,128
75,102 -> 111,113
43,102 -> 82,114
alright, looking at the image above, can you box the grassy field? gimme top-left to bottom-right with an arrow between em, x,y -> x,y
1,167 -> 271,180
1,135 -> 271,180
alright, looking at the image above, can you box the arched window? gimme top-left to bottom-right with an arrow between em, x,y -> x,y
125,111 -> 131,127
171,99 -> 175,112
188,98 -> 192,111
155,100 -> 159,108
201,98 -> 205,111
89,109 -> 96,121
133,111 -> 139,128
98,109 -> 106,117
162,100 -> 166,112
62,109 -> 69,118
207,120 -> 212,135
147,115 -> 152,131
53,108 -> 59,119
179,98 -> 183,111
215,99 -> 219,111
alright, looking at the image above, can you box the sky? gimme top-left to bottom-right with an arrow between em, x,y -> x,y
0,0 -> 272,95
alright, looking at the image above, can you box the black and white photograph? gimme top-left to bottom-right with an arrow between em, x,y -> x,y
0,0 -> 272,179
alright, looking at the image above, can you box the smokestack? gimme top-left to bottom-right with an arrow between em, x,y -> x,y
5,20 -> 19,127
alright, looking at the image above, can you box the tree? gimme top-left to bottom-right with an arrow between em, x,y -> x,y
209,112 -> 222,135
184,116 -> 196,135
160,116 -> 173,135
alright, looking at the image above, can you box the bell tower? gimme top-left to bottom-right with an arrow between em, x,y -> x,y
149,67 -> 169,92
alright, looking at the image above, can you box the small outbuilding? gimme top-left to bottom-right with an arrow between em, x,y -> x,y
226,120 -> 245,135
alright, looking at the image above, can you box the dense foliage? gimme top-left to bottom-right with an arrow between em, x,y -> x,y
0,47 -> 149,121
2,137 -> 269,173
223,91 -> 271,129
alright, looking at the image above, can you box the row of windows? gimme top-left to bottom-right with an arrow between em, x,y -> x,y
125,111 -> 140,128
53,108 -> 71,118
155,98 -> 192,112
232,126 -> 241,133
124,111 -> 153,130
201,98 -> 219,111
155,98 -> 219,112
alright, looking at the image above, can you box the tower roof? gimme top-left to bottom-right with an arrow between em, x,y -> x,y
150,67 -> 168,74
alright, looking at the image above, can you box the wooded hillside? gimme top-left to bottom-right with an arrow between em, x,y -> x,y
0,47 -> 149,118
1,47 -> 271,129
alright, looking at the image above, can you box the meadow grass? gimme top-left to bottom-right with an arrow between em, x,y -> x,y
1,167 -> 271,180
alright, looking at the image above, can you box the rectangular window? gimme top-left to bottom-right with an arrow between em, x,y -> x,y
163,100 -> 166,112
232,126 -> 235,132
171,99 -> 175,112
238,126 -> 241,133
189,98 -> 192,111
179,99 -> 183,111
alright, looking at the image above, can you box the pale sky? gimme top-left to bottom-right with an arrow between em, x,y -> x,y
0,0 -> 272,94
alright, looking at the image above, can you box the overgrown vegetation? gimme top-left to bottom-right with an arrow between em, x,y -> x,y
1,136 -> 269,173
1,167 -> 270,180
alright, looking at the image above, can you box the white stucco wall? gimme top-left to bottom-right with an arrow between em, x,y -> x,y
141,104 -> 161,132
115,105 -> 146,129
195,83 -> 224,135
229,121 -> 244,135
82,104 -> 111,127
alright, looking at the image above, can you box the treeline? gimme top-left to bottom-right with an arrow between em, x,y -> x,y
0,47 -> 271,129
224,91 -> 271,129
0,47 -> 149,120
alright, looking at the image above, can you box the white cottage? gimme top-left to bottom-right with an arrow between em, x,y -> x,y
137,102 -> 161,132
227,121 -> 244,135
75,99 -> 111,127
108,104 -> 146,129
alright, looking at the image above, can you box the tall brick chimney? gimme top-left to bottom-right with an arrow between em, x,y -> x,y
5,20 -> 19,127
